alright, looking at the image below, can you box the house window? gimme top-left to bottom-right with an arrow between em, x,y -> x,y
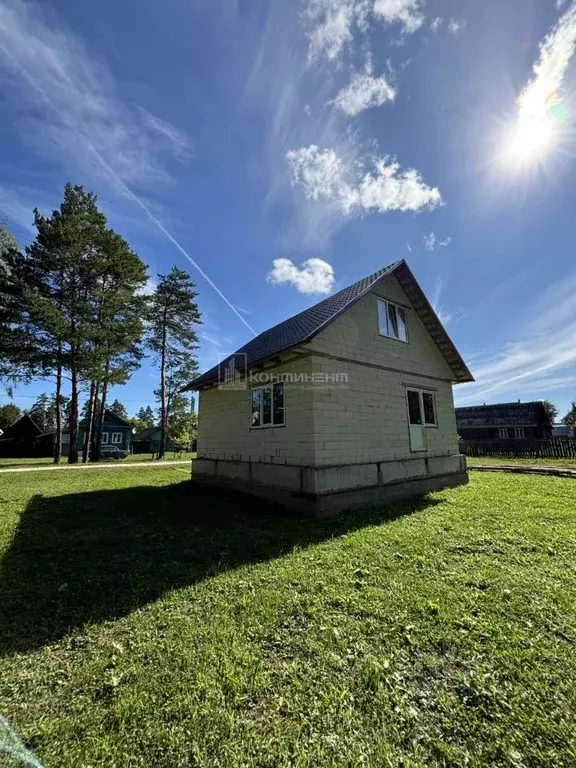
111,432 -> 123,444
498,428 -> 508,439
378,299 -> 408,342
406,389 -> 437,426
251,382 -> 285,428
514,427 -> 525,439
101,432 -> 109,444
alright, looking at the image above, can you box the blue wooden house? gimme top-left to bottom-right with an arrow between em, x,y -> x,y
62,409 -> 133,455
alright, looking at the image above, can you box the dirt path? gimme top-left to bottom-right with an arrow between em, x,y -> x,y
470,465 -> 576,479
0,460 -> 191,474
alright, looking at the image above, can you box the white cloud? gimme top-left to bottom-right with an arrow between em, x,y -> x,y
373,0 -> 425,34
456,271 -> 576,406
423,232 -> 451,251
430,17 -> 443,32
0,0 -> 191,188
447,18 -> 466,35
431,275 -> 452,326
139,109 -> 193,161
267,257 -> 335,294
332,72 -> 396,115
516,3 -> 576,129
137,277 -> 157,296
287,144 -> 442,217
306,0 -> 369,63
305,0 -> 425,63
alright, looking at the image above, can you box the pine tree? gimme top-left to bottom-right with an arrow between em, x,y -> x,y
28,393 -> 54,433
83,227 -> 147,461
25,184 -> 109,463
109,399 -> 128,419
136,406 -> 155,427
148,268 -> 201,459
0,224 -> 40,386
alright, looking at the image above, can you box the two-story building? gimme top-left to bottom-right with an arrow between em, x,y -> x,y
184,259 -> 473,515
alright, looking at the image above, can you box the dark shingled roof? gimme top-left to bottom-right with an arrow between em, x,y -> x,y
184,259 -> 473,390
0,414 -> 43,441
79,408 -> 132,428
133,426 -> 160,442
455,402 -> 546,428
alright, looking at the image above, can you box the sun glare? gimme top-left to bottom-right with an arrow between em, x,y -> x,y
504,115 -> 557,163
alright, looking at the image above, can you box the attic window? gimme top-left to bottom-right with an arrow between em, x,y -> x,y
378,299 -> 408,342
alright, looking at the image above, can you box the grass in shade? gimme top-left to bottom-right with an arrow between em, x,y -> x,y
1,467 -> 575,767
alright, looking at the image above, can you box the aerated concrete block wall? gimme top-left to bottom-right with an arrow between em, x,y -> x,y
197,355 -> 316,466
302,273 -> 460,466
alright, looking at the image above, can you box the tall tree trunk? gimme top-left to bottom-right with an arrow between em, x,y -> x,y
82,380 -> 96,463
159,322 -> 167,460
89,381 -> 100,460
68,364 -> 79,464
94,362 -> 110,462
53,352 -> 62,465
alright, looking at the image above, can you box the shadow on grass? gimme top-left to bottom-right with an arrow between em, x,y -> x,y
0,480 -> 440,655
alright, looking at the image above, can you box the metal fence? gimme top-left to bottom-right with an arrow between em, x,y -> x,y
460,437 -> 576,460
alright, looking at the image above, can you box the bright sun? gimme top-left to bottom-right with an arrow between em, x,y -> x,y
508,117 -> 555,162
504,114 -> 557,164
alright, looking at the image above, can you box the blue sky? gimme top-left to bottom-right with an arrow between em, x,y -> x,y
1,0 -> 576,419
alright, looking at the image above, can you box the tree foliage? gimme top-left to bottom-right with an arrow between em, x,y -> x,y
109,399 -> 128,420
0,403 -> 22,431
136,406 -> 155,427
542,400 -> 558,437
165,392 -> 197,451
28,392 -> 70,434
24,184 -> 148,463
148,268 -> 200,458
0,224 -> 40,385
562,402 -> 576,436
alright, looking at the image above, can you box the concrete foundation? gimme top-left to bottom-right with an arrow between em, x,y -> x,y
193,454 -> 468,516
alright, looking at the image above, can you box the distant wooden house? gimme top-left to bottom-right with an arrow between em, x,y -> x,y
552,424 -> 572,438
0,414 -> 53,458
62,409 -> 133,455
132,426 -> 175,454
455,401 -> 549,441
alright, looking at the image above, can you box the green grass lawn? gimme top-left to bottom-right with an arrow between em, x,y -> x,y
467,456 -> 576,471
0,451 -> 192,469
1,468 -> 575,767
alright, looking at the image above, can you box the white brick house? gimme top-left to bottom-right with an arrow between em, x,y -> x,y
183,260 -> 474,515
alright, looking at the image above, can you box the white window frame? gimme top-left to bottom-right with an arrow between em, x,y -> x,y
498,428 -> 509,439
514,427 -> 525,439
378,298 -> 409,343
101,432 -> 109,444
406,388 -> 438,428
250,382 -> 285,429
111,432 -> 123,444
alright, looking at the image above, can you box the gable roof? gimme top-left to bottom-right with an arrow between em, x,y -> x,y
133,426 -> 160,441
184,259 -> 473,391
0,413 -> 43,440
455,401 -> 546,428
79,408 -> 132,428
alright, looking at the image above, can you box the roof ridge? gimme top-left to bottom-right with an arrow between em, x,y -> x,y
184,258 -> 473,390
